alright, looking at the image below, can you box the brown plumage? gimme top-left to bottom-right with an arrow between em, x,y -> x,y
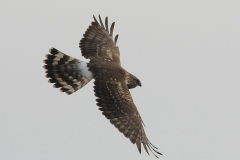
44,15 -> 162,158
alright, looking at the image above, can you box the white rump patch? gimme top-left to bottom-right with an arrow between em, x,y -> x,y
77,61 -> 93,81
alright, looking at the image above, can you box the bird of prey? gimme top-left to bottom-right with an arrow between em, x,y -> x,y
43,15 -> 162,158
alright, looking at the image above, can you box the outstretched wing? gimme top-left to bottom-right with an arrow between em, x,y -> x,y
94,77 -> 162,158
79,15 -> 121,65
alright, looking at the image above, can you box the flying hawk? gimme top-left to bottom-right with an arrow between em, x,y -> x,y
43,15 -> 162,158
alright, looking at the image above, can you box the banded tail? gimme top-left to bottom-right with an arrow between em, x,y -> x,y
43,48 -> 93,95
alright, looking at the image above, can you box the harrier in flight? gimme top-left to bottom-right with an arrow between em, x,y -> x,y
43,15 -> 161,158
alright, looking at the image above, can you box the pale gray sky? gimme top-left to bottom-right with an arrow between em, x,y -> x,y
1,0 -> 240,160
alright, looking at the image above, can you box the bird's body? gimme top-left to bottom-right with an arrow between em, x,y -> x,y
43,15 -> 161,158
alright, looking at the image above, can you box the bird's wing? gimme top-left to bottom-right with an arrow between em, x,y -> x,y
79,15 -> 121,65
94,77 -> 162,158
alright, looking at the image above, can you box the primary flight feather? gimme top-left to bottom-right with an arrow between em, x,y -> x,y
43,15 -> 162,158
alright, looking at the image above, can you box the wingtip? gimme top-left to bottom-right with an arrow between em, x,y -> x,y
93,15 -> 97,22
105,16 -> 109,32
98,15 -> 104,27
136,143 -> 141,154
110,22 -> 115,37
114,34 -> 119,44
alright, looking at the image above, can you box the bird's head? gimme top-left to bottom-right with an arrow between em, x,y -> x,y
134,78 -> 142,87
127,74 -> 142,89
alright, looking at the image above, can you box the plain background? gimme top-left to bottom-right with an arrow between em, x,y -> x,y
1,0 -> 240,160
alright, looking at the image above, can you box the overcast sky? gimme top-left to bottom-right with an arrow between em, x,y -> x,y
1,0 -> 240,160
